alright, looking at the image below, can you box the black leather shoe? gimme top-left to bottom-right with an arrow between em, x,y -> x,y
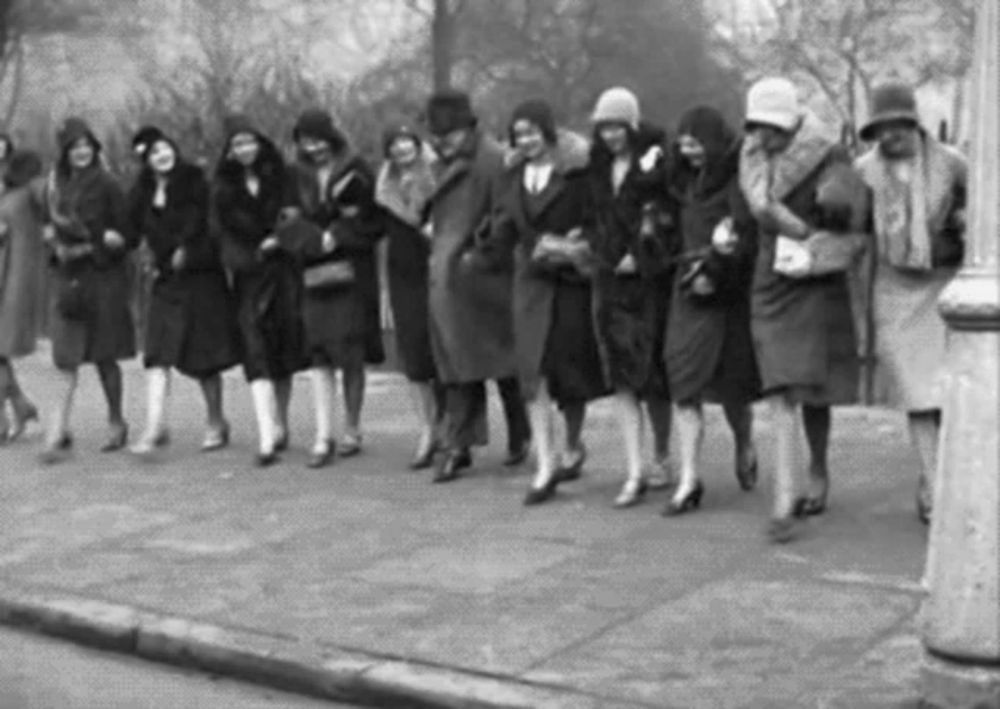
100,423 -> 129,453
307,441 -> 336,469
555,445 -> 587,482
434,449 -> 471,483
274,433 -> 289,453
662,481 -> 705,517
523,477 -> 560,506
255,451 -> 280,468
409,440 -> 438,471
503,440 -> 531,467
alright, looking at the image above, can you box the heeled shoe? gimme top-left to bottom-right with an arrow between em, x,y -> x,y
339,433 -> 362,458
409,439 -> 438,471
736,455 -> 759,492
100,423 -> 129,453
255,450 -> 280,468
273,432 -> 289,453
307,440 -> 336,469
662,481 -> 705,517
503,439 -> 531,467
554,445 -> 587,483
200,422 -> 231,453
767,515 -> 801,544
129,430 -> 171,456
38,433 -> 73,465
794,476 -> 830,518
613,479 -> 649,509
523,476 -> 560,506
433,449 -> 471,483
8,401 -> 39,442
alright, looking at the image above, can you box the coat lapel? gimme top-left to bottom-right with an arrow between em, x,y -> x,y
429,157 -> 472,205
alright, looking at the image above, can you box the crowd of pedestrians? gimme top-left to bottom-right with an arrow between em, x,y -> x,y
0,76 -> 967,542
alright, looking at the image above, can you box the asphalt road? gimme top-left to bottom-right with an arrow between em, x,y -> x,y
0,627 -> 362,709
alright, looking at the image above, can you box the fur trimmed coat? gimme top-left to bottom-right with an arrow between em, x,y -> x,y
285,153 -> 385,368
739,113 -> 861,403
129,161 -> 240,377
585,121 -> 676,396
489,130 -> 609,404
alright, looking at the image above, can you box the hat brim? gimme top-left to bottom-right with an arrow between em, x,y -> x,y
744,110 -> 799,133
859,111 -> 920,141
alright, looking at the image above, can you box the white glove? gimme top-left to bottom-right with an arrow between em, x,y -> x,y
711,217 -> 738,255
773,235 -> 812,278
638,146 -> 663,173
615,253 -> 638,275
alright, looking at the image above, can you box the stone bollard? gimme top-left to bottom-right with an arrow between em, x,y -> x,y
921,1 -> 1000,707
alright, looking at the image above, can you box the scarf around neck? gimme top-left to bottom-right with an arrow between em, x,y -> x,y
855,134 -> 965,272
739,110 -> 838,236
375,148 -> 437,228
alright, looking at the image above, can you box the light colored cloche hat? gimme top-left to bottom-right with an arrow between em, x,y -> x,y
591,87 -> 641,131
744,77 -> 802,132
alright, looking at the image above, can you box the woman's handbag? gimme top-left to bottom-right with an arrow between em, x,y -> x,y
303,259 -> 356,290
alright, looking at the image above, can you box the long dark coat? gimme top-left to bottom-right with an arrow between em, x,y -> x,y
47,164 -> 136,370
586,122 -> 675,397
664,108 -> 760,405
0,154 -> 47,359
213,132 -> 308,382
426,131 -> 517,384
491,135 -> 608,405
285,153 -> 384,369
745,130 -> 859,404
129,161 -> 240,378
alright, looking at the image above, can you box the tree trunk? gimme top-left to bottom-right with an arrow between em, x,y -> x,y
432,0 -> 455,91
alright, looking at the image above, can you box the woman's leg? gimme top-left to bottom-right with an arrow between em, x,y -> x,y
0,358 -> 11,441
723,398 -> 758,491
308,367 -> 336,464
131,367 -> 171,453
342,360 -> 365,446
669,400 -> 704,507
614,389 -> 647,506
39,367 -> 78,462
558,401 -> 586,472
5,357 -> 39,438
250,378 -> 280,462
199,373 -> 226,430
769,393 -> 802,540
96,360 -> 128,450
909,409 -> 941,523
409,380 -> 437,459
526,380 -> 556,493
273,376 -> 293,447
801,404 -> 831,512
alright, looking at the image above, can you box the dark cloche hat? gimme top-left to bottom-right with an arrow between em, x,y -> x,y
860,82 -> 921,141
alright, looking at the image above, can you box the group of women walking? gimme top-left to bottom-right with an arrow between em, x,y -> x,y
0,75 -> 966,543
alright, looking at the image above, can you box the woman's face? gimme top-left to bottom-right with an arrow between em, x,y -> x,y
147,140 -> 177,175
230,132 -> 261,167
598,123 -> 630,156
512,119 -> 547,161
68,138 -> 96,170
747,123 -> 793,155
388,135 -> 419,167
298,135 -> 333,165
875,120 -> 919,158
678,134 -> 706,169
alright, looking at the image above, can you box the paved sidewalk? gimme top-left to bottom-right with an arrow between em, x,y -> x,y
0,351 -> 928,708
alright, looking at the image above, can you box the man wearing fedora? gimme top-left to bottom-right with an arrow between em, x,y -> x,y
855,81 -> 968,525
421,89 -> 531,483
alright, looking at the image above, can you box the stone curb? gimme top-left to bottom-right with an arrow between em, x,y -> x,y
0,583 -> 646,709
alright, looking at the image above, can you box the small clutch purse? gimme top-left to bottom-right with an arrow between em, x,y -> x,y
303,260 -> 355,290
